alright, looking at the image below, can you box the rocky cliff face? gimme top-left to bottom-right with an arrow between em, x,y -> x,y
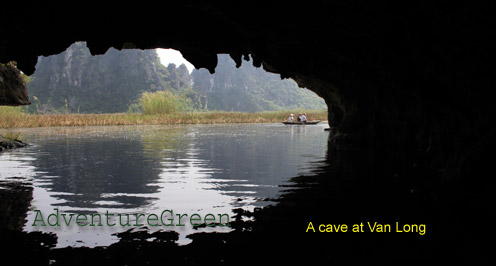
0,63 -> 30,106
28,42 -> 176,113
191,54 -> 325,112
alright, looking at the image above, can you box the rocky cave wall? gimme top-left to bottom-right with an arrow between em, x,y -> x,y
0,62 -> 30,106
1,2 -> 495,187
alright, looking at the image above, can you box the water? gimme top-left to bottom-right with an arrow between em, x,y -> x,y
0,123 -> 328,248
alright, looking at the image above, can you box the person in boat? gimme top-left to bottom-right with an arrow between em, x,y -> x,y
288,114 -> 294,122
297,114 -> 302,122
301,113 -> 307,122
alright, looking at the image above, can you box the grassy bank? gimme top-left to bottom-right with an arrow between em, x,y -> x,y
0,108 -> 327,128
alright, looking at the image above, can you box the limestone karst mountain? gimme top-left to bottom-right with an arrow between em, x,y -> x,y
27,42 -> 191,113
27,43 -> 324,113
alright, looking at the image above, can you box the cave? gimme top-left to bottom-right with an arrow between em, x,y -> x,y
1,2 -> 495,264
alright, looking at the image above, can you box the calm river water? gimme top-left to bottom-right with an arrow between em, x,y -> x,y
0,123 -> 328,248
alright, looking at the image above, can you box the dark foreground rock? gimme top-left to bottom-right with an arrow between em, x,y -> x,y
0,137 -> 27,152
0,180 -> 57,265
0,62 -> 30,106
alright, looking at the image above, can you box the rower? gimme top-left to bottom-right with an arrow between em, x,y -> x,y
301,113 -> 307,122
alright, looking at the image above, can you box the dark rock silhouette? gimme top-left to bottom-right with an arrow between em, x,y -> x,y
0,137 -> 27,152
0,62 -> 30,106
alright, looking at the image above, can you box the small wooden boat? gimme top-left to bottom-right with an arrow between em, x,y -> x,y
282,120 -> 321,125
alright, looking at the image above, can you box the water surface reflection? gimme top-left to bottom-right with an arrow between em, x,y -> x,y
0,123 -> 328,247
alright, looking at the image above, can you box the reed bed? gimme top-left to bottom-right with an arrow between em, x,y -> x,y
0,109 -> 327,129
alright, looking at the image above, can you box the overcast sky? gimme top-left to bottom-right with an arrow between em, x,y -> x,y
156,48 -> 195,73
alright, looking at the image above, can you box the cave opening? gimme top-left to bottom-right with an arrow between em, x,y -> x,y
1,41 -> 332,252
13,42 -> 327,116
1,2 -> 496,264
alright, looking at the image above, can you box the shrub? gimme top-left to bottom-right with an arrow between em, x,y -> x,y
0,106 -> 26,128
138,90 -> 191,115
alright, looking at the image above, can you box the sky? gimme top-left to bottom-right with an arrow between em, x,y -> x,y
156,48 -> 195,73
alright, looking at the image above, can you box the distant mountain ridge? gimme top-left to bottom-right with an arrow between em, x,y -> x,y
191,54 -> 326,112
27,43 -> 325,113
27,42 -> 190,113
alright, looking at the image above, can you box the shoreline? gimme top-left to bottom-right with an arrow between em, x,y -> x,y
0,110 -> 328,129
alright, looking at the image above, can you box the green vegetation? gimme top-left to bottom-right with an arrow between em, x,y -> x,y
0,106 -> 25,116
0,106 -> 26,128
0,131 -> 22,142
0,109 -> 327,129
135,90 -> 193,115
0,107 -> 25,143
27,42 -> 193,114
